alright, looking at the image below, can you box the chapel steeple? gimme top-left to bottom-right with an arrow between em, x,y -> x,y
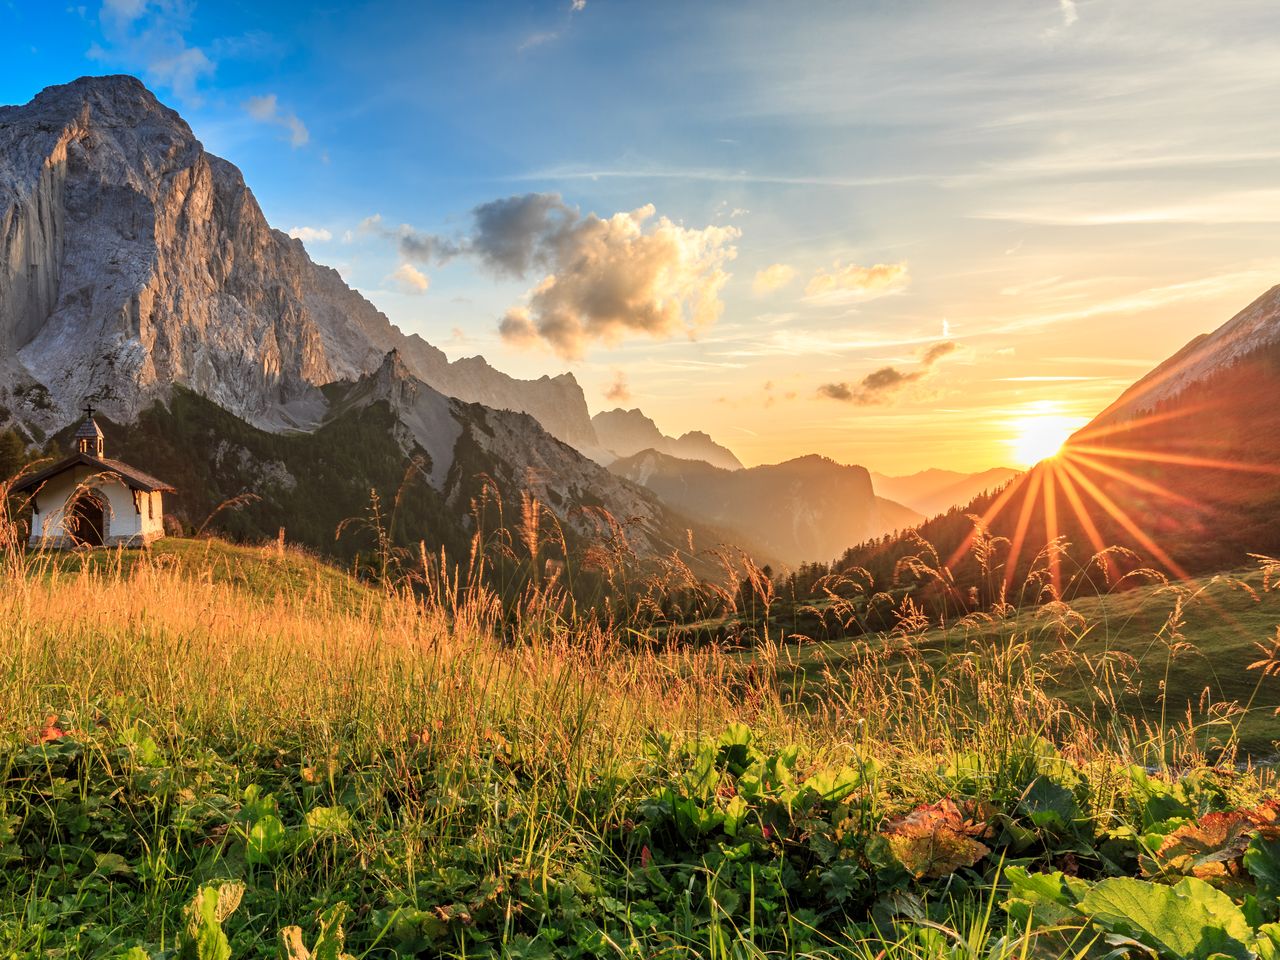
73,403 -> 104,458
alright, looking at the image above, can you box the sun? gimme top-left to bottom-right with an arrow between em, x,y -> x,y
1009,414 -> 1087,467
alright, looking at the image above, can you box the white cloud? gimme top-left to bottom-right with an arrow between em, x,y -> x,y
89,0 -> 214,100
288,226 -> 331,243
804,261 -> 909,302
571,0 -> 586,10
388,262 -> 430,294
752,263 -> 796,296
494,199 -> 739,359
1059,0 -> 1078,27
243,93 -> 310,147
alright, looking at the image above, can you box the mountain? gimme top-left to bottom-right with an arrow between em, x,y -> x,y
32,352 -> 748,579
609,449 -> 922,568
1083,285 -> 1280,433
591,408 -> 743,470
0,75 -> 764,570
838,285 -> 1280,603
0,75 -> 597,448
870,467 -> 1021,519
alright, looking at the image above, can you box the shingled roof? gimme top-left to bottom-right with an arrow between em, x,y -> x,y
8,452 -> 176,496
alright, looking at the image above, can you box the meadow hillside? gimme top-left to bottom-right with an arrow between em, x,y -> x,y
4,535 -> 1280,958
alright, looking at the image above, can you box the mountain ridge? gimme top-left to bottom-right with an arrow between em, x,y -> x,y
0,74 -> 597,448
591,407 -> 743,470
610,448 -> 921,568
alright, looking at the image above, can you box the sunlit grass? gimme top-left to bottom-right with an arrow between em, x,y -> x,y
1,529 -> 1278,958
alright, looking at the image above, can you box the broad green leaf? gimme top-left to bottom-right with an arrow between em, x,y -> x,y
1246,836 -> 1280,900
1078,876 -> 1254,960
305,805 -> 353,837
247,814 -> 287,864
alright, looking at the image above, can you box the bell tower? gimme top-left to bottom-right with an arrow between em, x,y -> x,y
73,403 -> 105,458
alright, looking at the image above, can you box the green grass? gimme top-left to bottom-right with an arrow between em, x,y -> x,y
3,538 -> 1280,959
30,536 -> 376,614
771,566 -> 1280,757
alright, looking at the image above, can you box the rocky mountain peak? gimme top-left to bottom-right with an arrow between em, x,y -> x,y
0,75 -> 601,450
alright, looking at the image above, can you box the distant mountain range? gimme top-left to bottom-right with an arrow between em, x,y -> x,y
841,284 -> 1280,598
591,408 -> 744,470
610,449 -> 921,567
870,467 -> 1020,520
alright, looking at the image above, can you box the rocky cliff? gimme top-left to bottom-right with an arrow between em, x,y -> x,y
0,75 -> 598,447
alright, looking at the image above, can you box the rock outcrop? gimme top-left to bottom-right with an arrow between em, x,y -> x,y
0,75 -> 598,447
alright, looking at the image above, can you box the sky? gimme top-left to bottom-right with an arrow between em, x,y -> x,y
3,0 -> 1280,475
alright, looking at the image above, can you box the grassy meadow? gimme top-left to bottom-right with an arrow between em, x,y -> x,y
3,533 -> 1280,959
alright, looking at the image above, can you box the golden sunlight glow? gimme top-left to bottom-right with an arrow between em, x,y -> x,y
1008,411 -> 1088,467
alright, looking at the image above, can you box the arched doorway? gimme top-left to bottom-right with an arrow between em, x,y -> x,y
67,493 -> 106,547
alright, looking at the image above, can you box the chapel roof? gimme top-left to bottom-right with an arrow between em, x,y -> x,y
8,452 -> 177,496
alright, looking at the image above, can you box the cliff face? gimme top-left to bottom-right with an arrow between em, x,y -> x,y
0,75 -> 598,446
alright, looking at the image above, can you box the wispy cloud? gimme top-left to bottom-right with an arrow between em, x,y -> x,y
752,263 -> 796,296
288,226 -> 331,243
243,93 -> 310,148
604,370 -> 630,402
387,262 -> 430,294
88,0 -> 213,101
804,261 -> 909,303
818,340 -> 958,405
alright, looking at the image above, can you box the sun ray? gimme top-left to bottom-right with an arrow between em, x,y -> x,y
1062,450 -> 1198,507
1069,444 -> 1280,476
1057,458 -> 1190,581
1004,464 -> 1045,592
1067,402 -> 1211,446
1053,460 -> 1114,583
1042,462 -> 1061,597
946,469 -> 1032,571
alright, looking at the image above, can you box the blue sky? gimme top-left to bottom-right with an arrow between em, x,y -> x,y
4,0 -> 1280,472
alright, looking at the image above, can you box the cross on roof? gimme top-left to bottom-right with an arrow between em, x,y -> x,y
82,402 -> 95,420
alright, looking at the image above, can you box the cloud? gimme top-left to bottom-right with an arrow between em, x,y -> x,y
288,226 -> 331,243
243,93 -> 310,147
518,31 -> 560,51
805,261 -> 909,301
89,0 -> 214,100
377,193 -> 739,360
604,370 -> 630,403
498,201 -> 739,359
571,0 -> 586,10
359,213 -> 464,265
1059,0 -> 1078,27
752,263 -> 796,296
920,340 -> 959,365
817,339 -> 958,405
388,263 -> 430,295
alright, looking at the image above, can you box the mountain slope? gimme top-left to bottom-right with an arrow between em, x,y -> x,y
0,75 -> 596,447
871,467 -> 1020,519
592,408 -> 743,470
75,357 -> 745,573
610,449 -> 922,567
837,285 -> 1280,601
